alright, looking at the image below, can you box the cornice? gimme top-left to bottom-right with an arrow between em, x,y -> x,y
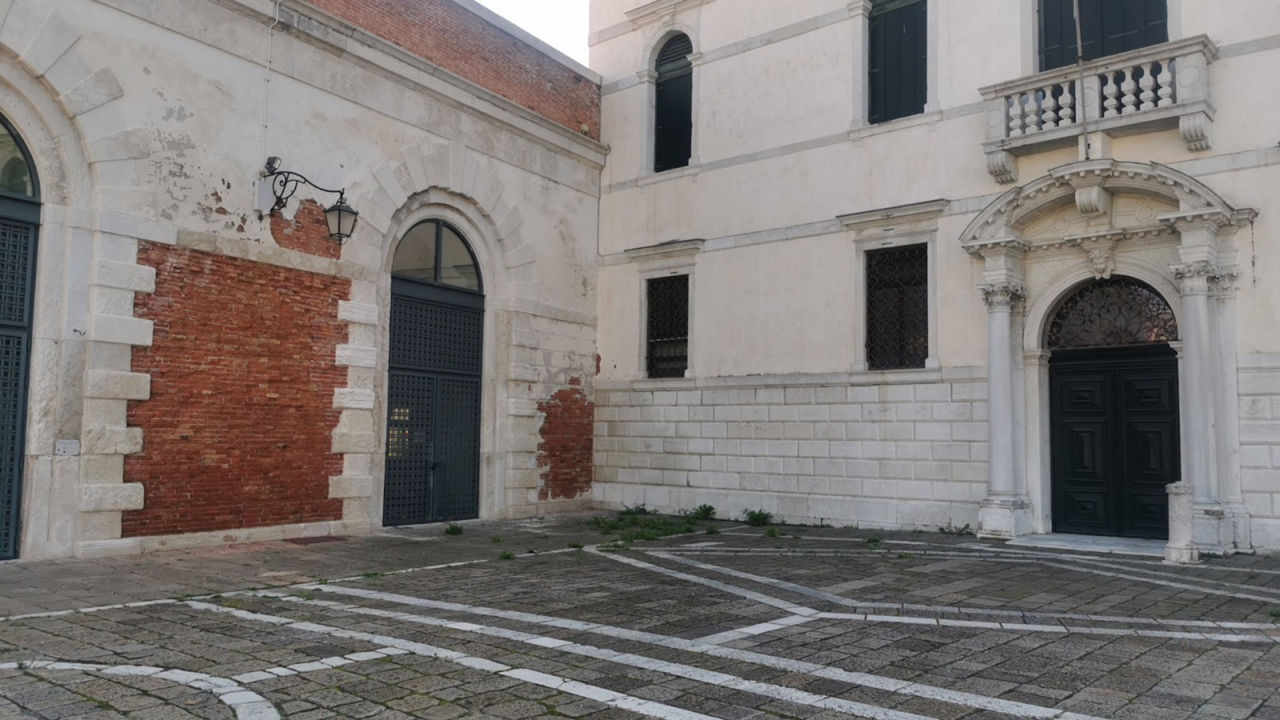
625,0 -> 713,28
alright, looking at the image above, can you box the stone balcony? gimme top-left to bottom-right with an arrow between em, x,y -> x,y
980,36 -> 1217,183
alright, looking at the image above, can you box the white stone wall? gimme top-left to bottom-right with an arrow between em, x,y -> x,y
7,0 -> 605,558
1240,355 -> 1280,548
594,373 -> 988,529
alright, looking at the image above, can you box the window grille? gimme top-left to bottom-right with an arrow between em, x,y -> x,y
868,0 -> 927,124
646,275 -> 689,379
1039,0 -> 1168,71
1047,277 -> 1178,349
866,244 -> 927,370
654,34 -> 693,172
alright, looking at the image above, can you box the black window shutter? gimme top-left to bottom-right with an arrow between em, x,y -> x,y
868,0 -> 927,125
654,34 -> 693,172
1039,0 -> 1168,71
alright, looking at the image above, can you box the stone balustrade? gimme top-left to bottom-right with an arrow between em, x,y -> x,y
981,36 -> 1217,183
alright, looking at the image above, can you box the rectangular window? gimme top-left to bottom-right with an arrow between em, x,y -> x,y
868,0 -> 927,124
866,244 -> 927,370
1039,0 -> 1167,71
646,275 -> 689,378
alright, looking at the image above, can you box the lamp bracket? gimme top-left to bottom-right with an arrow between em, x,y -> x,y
261,158 -> 347,216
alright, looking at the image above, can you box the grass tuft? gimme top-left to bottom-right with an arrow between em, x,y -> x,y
743,509 -> 773,527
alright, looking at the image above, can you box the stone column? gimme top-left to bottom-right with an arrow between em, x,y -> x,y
1213,271 -> 1251,550
978,282 -> 1032,538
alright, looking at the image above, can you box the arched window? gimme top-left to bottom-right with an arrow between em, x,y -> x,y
1047,277 -> 1178,350
391,219 -> 482,293
654,33 -> 693,173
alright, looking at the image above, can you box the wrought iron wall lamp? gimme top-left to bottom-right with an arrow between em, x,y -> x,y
261,156 -> 359,243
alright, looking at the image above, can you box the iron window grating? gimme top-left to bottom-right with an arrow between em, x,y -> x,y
646,274 -> 689,379
866,243 -> 928,370
1047,277 -> 1178,350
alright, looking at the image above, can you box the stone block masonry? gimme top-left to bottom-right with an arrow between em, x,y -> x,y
308,0 -> 600,139
122,243 -> 351,537
1239,357 -> 1280,548
592,374 -> 990,530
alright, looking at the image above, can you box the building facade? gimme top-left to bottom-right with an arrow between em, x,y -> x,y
0,0 -> 603,561
1,0 -> 1278,563
589,0 -> 1280,556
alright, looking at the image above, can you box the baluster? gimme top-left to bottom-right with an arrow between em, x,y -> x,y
1023,91 -> 1041,132
1157,59 -> 1175,106
1138,62 -> 1157,111
1040,85 -> 1058,129
1008,94 -> 1025,136
1058,81 -> 1075,125
1120,67 -> 1139,114
1102,71 -> 1120,118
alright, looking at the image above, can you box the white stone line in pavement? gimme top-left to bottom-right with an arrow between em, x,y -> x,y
300,580 -> 1106,719
694,614 -> 817,645
655,548 -> 1280,630
956,543 -> 1280,575
1034,561 -> 1280,605
0,660 -> 279,720
0,599 -> 179,623
229,647 -> 409,684
814,612 -> 1275,643
186,601 -> 722,720
0,546 -> 582,624
587,548 -> 819,615
652,551 -> 1277,643
242,591 -> 935,720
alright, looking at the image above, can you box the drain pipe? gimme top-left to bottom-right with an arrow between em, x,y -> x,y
1072,0 -> 1092,160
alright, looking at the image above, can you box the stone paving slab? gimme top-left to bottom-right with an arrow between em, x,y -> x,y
2,517 -> 1280,718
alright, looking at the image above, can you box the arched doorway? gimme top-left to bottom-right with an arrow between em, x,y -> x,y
0,116 -> 38,559
385,219 -> 483,526
1048,277 -> 1179,539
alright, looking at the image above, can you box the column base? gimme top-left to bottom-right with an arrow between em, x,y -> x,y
1192,501 -> 1253,556
977,498 -> 1034,539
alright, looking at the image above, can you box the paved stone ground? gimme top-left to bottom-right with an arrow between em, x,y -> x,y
1,517 -> 1279,719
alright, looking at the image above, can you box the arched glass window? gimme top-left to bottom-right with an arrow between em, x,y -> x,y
654,33 -> 693,173
392,220 -> 482,292
1047,277 -> 1178,350
0,121 -> 36,201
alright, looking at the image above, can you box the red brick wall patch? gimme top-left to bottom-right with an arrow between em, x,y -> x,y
123,243 -> 350,537
537,377 -> 594,500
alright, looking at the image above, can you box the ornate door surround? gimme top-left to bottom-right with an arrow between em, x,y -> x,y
960,159 -> 1256,557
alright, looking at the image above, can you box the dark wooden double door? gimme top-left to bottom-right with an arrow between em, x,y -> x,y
383,280 -> 482,526
1050,345 -> 1179,539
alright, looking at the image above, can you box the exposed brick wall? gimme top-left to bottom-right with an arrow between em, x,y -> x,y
271,199 -> 341,259
306,0 -> 600,139
537,377 -> 595,500
122,243 -> 350,537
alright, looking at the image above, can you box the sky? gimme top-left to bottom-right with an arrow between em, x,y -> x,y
475,0 -> 591,66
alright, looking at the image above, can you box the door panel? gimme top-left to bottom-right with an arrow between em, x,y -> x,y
1051,346 -> 1178,538
384,287 -> 483,527
0,217 -> 35,560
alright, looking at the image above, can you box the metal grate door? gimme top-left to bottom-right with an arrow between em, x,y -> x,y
0,219 -> 34,559
384,282 -> 483,526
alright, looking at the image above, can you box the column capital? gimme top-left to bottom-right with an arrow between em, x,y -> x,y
1171,261 -> 1233,296
848,0 -> 874,18
979,283 -> 1026,311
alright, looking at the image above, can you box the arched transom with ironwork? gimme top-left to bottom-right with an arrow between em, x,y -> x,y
1046,277 -> 1178,350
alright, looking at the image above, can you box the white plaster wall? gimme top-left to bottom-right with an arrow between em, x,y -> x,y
592,0 -> 1280,544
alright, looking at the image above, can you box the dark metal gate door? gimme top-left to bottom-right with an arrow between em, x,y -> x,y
1050,345 -> 1179,539
0,217 -> 36,559
384,279 -> 482,526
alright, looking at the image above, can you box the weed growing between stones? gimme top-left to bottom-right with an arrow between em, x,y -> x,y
444,523 -> 464,535
743,509 -> 773,526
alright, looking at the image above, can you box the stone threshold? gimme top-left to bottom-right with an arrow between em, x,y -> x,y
1006,533 -> 1166,558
